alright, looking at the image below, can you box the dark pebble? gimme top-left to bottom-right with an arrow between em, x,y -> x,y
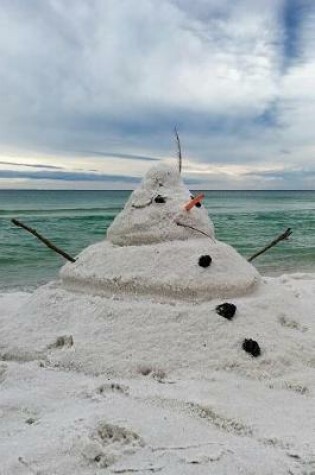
215,303 -> 236,320
154,195 -> 166,203
242,339 -> 261,357
198,255 -> 212,268
25,418 -> 36,425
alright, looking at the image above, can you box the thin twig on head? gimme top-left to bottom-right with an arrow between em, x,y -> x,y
174,126 -> 182,174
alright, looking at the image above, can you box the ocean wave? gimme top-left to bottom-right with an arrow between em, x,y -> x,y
0,207 -> 123,217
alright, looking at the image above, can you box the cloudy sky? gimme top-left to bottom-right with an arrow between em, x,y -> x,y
0,0 -> 314,189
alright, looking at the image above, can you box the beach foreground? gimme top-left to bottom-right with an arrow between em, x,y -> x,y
0,272 -> 314,475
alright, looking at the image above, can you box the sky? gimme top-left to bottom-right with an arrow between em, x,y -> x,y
0,0 -> 314,190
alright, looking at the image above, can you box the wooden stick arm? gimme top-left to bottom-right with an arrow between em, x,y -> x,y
11,218 -> 76,263
248,228 -> 292,262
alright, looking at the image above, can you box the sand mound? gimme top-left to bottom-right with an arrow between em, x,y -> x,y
61,239 -> 260,301
1,274 -> 314,386
62,162 -> 259,300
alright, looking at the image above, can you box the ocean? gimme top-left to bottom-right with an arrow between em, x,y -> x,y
0,189 -> 314,292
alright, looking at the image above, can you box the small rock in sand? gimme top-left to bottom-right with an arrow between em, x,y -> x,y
216,303 -> 236,320
242,338 -> 261,357
138,364 -> 152,376
25,417 -> 36,425
47,335 -> 74,349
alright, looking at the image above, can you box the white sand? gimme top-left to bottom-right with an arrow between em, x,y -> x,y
61,239 -> 260,302
0,273 -> 314,474
1,164 -> 314,474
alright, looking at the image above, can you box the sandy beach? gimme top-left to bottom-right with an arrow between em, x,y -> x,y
0,271 -> 315,475
1,164 -> 314,475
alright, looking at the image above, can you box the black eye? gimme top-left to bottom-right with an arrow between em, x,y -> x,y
190,195 -> 202,207
154,195 -> 166,203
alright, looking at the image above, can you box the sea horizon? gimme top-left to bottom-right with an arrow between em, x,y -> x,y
1,188 -> 314,192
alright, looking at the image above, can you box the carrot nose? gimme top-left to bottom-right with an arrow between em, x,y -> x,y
184,193 -> 205,211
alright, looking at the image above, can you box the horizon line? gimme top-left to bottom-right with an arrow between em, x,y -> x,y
0,188 -> 314,192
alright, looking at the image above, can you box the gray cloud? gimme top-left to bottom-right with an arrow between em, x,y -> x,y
0,161 -> 63,170
0,0 -> 314,189
78,151 -> 159,162
243,167 -> 315,189
0,169 -> 141,183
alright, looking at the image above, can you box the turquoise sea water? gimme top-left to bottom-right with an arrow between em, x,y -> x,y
0,190 -> 314,291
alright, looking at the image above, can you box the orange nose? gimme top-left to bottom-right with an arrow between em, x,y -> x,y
184,193 -> 205,211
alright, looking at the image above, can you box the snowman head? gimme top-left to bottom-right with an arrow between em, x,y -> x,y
107,162 -> 215,246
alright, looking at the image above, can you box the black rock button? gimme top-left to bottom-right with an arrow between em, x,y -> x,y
215,303 -> 236,320
198,255 -> 212,268
242,339 -> 261,357
154,195 -> 166,203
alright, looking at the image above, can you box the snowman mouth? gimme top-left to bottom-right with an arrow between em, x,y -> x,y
131,198 -> 153,209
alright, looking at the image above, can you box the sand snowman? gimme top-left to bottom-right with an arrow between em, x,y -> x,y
61,162 -> 260,301
3,165 -> 315,475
